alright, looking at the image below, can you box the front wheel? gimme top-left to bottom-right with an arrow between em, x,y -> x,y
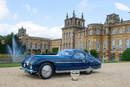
39,63 -> 54,79
86,67 -> 93,74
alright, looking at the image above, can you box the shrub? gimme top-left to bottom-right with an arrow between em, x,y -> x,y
52,47 -> 59,54
90,49 -> 98,58
83,49 -> 88,53
121,48 -> 130,61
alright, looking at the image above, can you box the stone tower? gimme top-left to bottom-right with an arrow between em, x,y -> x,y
64,10 -> 85,28
62,10 -> 85,49
18,27 -> 27,37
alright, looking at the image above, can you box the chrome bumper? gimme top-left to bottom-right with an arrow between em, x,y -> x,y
20,67 -> 37,73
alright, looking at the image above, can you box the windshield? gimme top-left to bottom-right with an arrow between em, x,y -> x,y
57,50 -> 74,56
86,53 -> 95,59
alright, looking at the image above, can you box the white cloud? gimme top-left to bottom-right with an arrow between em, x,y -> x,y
0,0 -> 9,20
115,2 -> 130,11
0,21 -> 62,39
77,0 -> 88,12
25,4 -> 31,11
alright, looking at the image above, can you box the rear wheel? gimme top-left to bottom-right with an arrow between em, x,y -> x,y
39,63 -> 54,79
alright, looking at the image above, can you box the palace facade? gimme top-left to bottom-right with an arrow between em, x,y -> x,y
18,11 -> 130,61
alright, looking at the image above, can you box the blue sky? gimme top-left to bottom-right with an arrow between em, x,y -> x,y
0,0 -> 130,39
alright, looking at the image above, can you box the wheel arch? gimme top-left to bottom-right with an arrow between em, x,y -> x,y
39,61 -> 56,72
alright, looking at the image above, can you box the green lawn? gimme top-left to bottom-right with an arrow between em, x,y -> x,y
0,63 -> 21,67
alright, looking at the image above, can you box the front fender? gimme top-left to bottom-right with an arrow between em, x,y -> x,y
30,58 -> 56,72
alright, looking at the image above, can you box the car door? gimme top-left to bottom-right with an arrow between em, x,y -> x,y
55,50 -> 74,71
72,52 -> 89,70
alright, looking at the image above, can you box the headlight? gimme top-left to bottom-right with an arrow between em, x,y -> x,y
23,63 -> 26,67
26,61 -> 29,65
30,65 -> 32,69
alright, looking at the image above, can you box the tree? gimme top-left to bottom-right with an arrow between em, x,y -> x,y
0,33 -> 26,54
90,49 -> 98,58
121,48 -> 130,61
83,49 -> 88,53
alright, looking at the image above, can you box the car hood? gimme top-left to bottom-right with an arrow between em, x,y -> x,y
22,55 -> 60,64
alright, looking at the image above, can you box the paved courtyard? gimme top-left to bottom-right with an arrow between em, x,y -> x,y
0,63 -> 130,87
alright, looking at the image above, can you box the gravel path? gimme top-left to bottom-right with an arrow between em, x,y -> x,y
0,63 -> 130,87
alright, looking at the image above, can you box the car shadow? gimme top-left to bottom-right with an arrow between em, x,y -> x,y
23,71 -> 100,80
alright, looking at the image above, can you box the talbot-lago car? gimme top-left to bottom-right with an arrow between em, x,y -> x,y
20,49 -> 101,79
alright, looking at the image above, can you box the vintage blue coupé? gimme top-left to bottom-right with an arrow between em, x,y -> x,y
20,49 -> 101,79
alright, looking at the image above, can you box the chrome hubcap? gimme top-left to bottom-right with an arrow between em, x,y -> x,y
86,67 -> 93,73
42,65 -> 52,78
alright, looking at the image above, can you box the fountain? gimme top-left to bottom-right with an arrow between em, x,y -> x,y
7,36 -> 23,62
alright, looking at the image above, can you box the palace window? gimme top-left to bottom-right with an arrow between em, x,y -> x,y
35,43 -> 37,49
112,29 -> 115,34
44,44 -> 48,49
96,29 -> 100,35
112,40 -> 115,50
44,44 -> 46,49
103,40 -> 106,49
64,33 -> 65,39
76,42 -> 79,49
89,40 -> 91,49
126,39 -> 130,49
80,42 -> 83,49
78,21 -> 80,26
80,33 -> 82,38
84,41 -> 86,48
96,40 -> 100,50
30,42 -> 32,49
66,33 -> 68,39
119,28 -> 122,33
90,30 -> 93,35
126,27 -> 130,33
104,29 -> 106,34
63,43 -> 65,48
69,43 -> 71,48
66,43 -> 68,48
40,43 -> 42,49
69,32 -> 71,38
119,40 -> 122,50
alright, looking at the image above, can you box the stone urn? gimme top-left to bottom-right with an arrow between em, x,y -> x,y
70,70 -> 80,81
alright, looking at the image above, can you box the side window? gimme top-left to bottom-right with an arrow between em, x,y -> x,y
62,51 -> 73,56
73,53 -> 85,59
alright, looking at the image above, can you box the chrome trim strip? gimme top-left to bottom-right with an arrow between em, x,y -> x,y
55,62 -> 82,63
20,67 -> 37,73
56,68 -> 93,73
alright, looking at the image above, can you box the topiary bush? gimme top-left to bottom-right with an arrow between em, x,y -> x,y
52,47 -> 59,54
121,48 -> 130,61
